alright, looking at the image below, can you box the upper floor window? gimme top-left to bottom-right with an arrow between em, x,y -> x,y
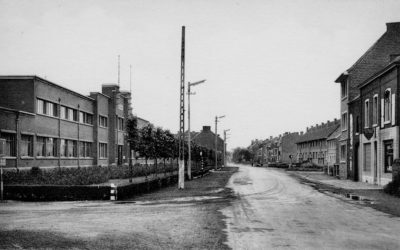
364,100 -> 370,128
37,98 -> 58,117
341,112 -> 348,131
341,80 -> 348,98
79,111 -> 93,125
373,95 -> 378,125
384,89 -> 391,122
99,116 -> 108,128
117,117 -> 124,131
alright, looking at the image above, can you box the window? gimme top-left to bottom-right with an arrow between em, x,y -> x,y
1,133 -> 16,156
37,99 -> 57,117
79,112 -> 84,123
45,138 -> 57,157
60,139 -> 66,157
117,117 -> 124,130
384,89 -> 391,122
36,137 -> 45,157
341,112 -> 348,131
341,80 -> 348,98
364,100 -> 370,128
60,106 -> 66,119
99,116 -> 108,127
340,144 -> 346,162
373,95 -> 378,125
99,143 -> 108,158
20,135 -> 33,157
79,141 -> 92,158
355,116 -> 360,133
79,111 -> 93,125
384,140 -> 393,173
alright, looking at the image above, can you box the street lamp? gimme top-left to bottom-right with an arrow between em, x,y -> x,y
223,129 -> 230,167
215,115 -> 225,170
187,79 -> 206,180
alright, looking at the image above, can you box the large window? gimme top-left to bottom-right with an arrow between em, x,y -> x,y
384,89 -> 391,122
1,133 -> 16,157
384,140 -> 393,173
79,112 -> 93,125
340,144 -> 346,162
99,116 -> 108,128
99,143 -> 108,158
60,139 -> 66,157
364,100 -> 370,128
79,141 -> 92,158
373,95 -> 378,125
37,98 -> 57,117
20,135 -> 33,157
36,137 -> 57,157
341,112 -> 348,131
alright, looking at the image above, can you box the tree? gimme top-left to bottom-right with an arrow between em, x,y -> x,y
126,117 -> 138,182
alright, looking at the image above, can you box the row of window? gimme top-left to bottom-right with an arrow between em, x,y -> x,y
0,133 -> 108,159
297,140 -> 327,150
364,89 -> 393,128
37,98 -> 94,125
36,99 -> 123,130
298,151 -> 326,159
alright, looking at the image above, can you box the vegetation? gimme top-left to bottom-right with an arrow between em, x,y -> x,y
232,147 -> 254,163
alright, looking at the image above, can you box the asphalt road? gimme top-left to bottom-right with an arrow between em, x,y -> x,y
221,164 -> 400,250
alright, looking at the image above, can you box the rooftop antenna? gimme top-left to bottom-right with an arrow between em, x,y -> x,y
118,55 -> 120,86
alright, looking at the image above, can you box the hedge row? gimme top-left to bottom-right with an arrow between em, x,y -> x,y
4,163 -> 180,186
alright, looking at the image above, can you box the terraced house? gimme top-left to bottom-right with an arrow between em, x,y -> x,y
336,22 -> 400,184
0,76 -> 132,170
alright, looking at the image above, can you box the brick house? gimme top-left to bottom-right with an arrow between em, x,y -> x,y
326,125 -> 341,176
296,119 -> 340,170
352,58 -> 400,186
191,125 -> 224,154
335,22 -> 400,180
279,132 -> 301,164
0,76 -> 132,169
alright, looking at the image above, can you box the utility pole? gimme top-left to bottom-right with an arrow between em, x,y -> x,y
215,115 -> 225,170
223,129 -> 230,167
187,80 -> 206,180
178,26 -> 185,189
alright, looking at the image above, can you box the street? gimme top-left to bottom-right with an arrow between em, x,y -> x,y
1,165 -> 400,249
222,164 -> 400,249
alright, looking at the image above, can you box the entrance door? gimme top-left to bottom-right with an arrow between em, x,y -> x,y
354,143 -> 359,181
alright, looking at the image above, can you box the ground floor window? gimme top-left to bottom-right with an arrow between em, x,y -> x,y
20,134 -> 33,157
36,137 -> 57,157
79,141 -> 92,158
364,143 -> 371,172
99,143 -> 108,158
384,140 -> 393,173
0,132 -> 16,156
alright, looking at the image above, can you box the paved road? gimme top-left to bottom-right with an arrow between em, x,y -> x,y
221,164 -> 400,250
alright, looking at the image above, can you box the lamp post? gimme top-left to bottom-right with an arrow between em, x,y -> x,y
215,115 -> 225,170
223,129 -> 230,167
187,79 -> 206,180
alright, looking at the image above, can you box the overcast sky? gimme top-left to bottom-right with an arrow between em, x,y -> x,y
1,0 -> 400,150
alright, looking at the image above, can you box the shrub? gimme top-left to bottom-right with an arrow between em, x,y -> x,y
384,178 -> 400,197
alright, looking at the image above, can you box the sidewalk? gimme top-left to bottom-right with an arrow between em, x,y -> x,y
290,171 -> 382,190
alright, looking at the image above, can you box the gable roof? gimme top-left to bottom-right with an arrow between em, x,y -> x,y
296,121 -> 340,144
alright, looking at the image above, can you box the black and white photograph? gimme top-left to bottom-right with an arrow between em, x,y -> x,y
1,0 -> 400,249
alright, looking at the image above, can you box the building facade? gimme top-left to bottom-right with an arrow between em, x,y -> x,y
354,59 -> 400,186
326,125 -> 341,176
0,76 -> 132,169
296,119 -> 340,169
335,22 -> 400,180
279,132 -> 300,164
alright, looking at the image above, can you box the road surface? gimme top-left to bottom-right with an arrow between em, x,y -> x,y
221,164 -> 400,249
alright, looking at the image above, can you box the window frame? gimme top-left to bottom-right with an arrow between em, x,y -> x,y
364,99 -> 370,128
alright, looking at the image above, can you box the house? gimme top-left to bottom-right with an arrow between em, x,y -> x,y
335,22 -> 400,180
326,125 -> 341,176
0,75 -> 132,169
296,119 -> 340,170
279,132 -> 301,164
191,125 -> 224,155
351,57 -> 400,186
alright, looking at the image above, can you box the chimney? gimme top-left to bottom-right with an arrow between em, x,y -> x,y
202,126 -> 211,132
300,131 -> 304,135
386,22 -> 400,33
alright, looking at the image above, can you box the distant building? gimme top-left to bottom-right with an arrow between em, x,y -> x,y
0,75 -> 132,169
296,119 -> 340,168
326,125 -> 341,176
136,116 -> 150,129
279,132 -> 301,164
191,126 -> 224,152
